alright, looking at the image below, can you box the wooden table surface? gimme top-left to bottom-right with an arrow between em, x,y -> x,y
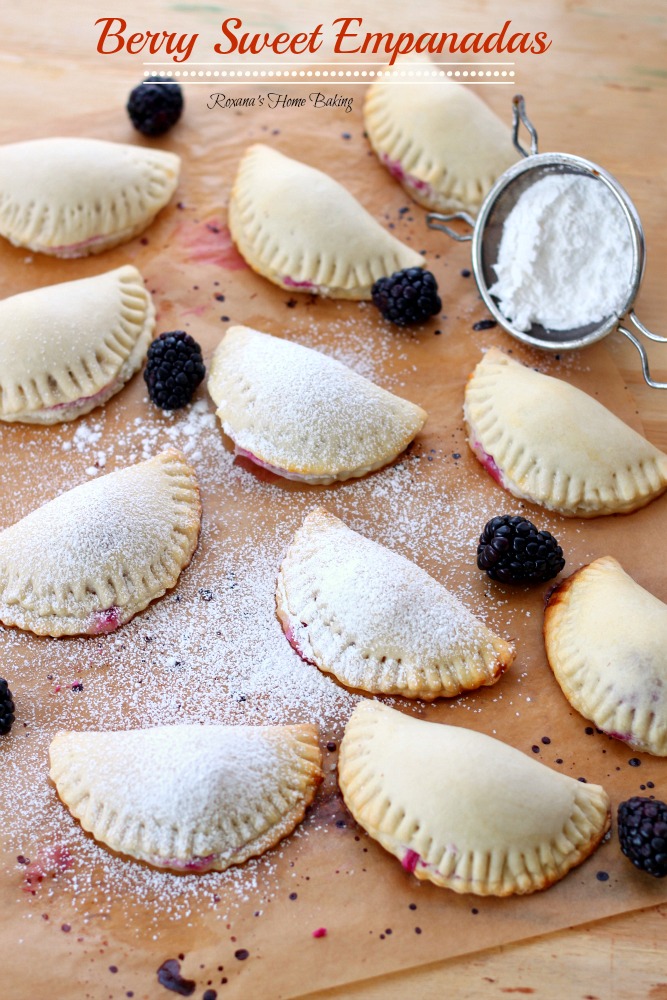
2,1 -> 666,996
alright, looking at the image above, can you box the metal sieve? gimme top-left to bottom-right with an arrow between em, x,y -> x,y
427,96 -> 667,388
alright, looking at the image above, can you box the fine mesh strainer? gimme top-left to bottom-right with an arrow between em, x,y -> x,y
427,96 -> 667,388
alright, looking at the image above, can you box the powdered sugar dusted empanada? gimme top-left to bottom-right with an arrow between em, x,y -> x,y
0,266 -> 154,424
464,348 -> 667,516
208,326 -> 427,484
364,71 -> 518,214
0,137 -> 180,257
0,449 -> 200,636
50,723 -> 322,871
545,556 -> 667,756
339,701 -> 610,896
228,143 -> 424,298
276,508 -> 514,699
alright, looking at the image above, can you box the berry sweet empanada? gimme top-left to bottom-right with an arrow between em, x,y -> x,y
0,449 -> 200,636
464,348 -> 667,516
228,143 -> 424,298
339,701 -> 611,896
364,73 -> 518,215
276,508 -> 514,699
545,556 -> 667,756
0,137 -> 180,256
208,325 -> 427,484
50,723 -> 323,872
0,266 -> 154,424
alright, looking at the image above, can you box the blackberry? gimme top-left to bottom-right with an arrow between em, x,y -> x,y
144,331 -> 206,410
618,797 -> 667,878
127,76 -> 183,137
371,267 -> 441,326
477,515 -> 565,584
0,678 -> 15,736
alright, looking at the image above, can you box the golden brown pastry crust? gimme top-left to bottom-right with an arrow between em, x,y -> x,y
364,72 -> 518,214
545,556 -> 667,755
50,723 -> 323,872
228,143 -> 424,298
464,348 -> 667,517
0,449 -> 201,636
208,325 -> 427,483
0,266 -> 154,423
339,701 -> 611,896
276,508 -> 514,699
0,137 -> 180,256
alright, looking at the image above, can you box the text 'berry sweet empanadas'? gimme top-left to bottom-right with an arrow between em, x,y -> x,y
464,348 -> 667,517
0,449 -> 200,636
339,701 -> 611,896
228,143 -> 424,298
208,325 -> 427,484
545,556 -> 667,756
0,137 -> 180,257
0,266 -> 154,424
49,723 -> 323,872
364,71 -> 518,215
276,508 -> 514,699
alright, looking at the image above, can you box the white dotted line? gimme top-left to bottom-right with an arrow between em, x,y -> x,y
144,68 -> 515,79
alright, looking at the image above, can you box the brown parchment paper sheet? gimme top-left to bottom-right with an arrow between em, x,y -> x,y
1,92 -> 667,1000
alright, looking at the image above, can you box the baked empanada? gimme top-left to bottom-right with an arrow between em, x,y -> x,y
339,701 -> 611,896
464,348 -> 667,516
276,508 -> 514,698
545,556 -> 667,756
0,266 -> 154,424
0,449 -> 200,636
50,723 -> 322,872
228,143 -> 424,298
364,71 -> 518,215
208,325 -> 427,484
0,137 -> 180,256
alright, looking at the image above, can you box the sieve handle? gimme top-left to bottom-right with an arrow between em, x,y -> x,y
426,211 -> 475,242
617,311 -> 667,389
512,95 -> 539,158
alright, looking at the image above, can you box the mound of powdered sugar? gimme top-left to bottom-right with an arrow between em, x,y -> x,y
490,172 -> 634,332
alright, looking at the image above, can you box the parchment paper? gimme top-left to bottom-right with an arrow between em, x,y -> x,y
2,90 -> 667,1000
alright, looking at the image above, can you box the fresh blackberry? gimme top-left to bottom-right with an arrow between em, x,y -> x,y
618,797 -> 667,878
477,515 -> 565,584
144,331 -> 206,410
127,76 -> 183,137
0,678 -> 15,736
371,267 -> 441,326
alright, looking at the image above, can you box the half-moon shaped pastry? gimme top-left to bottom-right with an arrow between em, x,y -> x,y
545,556 -> 667,756
208,325 -> 427,484
50,723 -> 323,872
0,449 -> 200,636
364,73 -> 518,214
228,143 -> 424,298
464,348 -> 667,517
0,266 -> 154,424
339,701 -> 611,896
276,508 -> 514,698
0,137 -> 180,256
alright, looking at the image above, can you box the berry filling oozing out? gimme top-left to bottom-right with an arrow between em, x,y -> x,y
154,853 -> 218,872
44,377 -> 121,415
91,607 -> 122,635
380,154 -> 433,197
470,439 -> 505,486
282,276 -> 316,290
234,446 -> 327,483
282,622 -> 317,668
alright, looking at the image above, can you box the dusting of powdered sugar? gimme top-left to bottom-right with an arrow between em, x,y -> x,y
490,172 -> 634,332
0,377 -> 561,930
279,510 -> 504,693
